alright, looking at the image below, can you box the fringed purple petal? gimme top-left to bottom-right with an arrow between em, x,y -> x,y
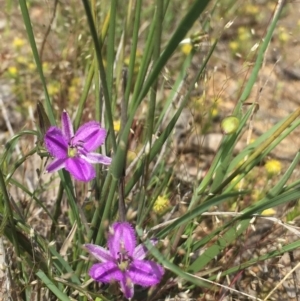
133,239 -> 158,260
89,262 -> 123,283
133,244 -> 148,260
108,222 -> 136,258
61,110 -> 74,141
128,259 -> 164,286
85,244 -> 113,263
119,274 -> 134,299
83,152 -> 112,165
44,127 -> 68,158
65,158 -> 95,182
45,158 -> 66,173
73,122 -> 107,152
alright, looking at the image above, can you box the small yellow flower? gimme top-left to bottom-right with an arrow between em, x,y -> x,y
68,86 -> 76,102
8,66 -> 18,76
211,107 -> 218,118
84,202 -> 94,212
47,82 -> 61,96
13,37 -> 25,48
42,62 -> 50,73
114,120 -> 121,132
124,50 -> 142,73
127,150 -> 137,163
83,201 -> 96,220
16,56 -> 27,64
238,27 -> 250,41
72,77 -> 80,86
244,4 -> 259,15
181,43 -> 193,55
265,159 -> 281,176
251,189 -> 264,202
278,26 -> 290,43
232,176 -> 243,191
229,41 -> 239,52
153,195 -> 170,215
28,63 -> 36,71
261,208 -> 276,216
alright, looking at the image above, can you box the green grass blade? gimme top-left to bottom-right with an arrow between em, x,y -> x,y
137,231 -> 211,289
229,116 -> 300,172
112,0 -> 212,181
106,0 -> 117,102
74,63 -> 94,130
213,108 -> 300,195
81,0 -> 116,151
135,0 -> 211,109
124,0 -> 142,105
18,0 -> 55,124
188,218 -> 252,273
210,238 -> 300,280
124,39 -> 217,195
234,0 -> 285,112
194,104 -> 253,199
157,191 -> 244,238
36,270 -> 71,301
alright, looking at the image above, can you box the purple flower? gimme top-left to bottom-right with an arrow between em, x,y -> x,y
44,110 -> 111,182
85,222 -> 164,299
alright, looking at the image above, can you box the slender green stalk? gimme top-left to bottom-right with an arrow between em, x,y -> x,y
18,0 -> 55,124
87,172 -> 112,242
141,0 -> 164,217
124,39 -> 218,196
112,0 -> 212,182
50,181 -> 64,240
81,0 -> 117,152
234,0 -> 286,112
5,147 -> 37,182
96,177 -> 118,245
106,0 -> 117,103
135,0 -> 211,110
0,168 -> 22,273
209,238 -> 300,281
74,63 -> 94,130
129,9 -> 157,113
124,0 -> 142,106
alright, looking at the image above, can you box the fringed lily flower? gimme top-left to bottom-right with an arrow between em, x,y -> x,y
85,222 -> 164,299
44,110 -> 111,182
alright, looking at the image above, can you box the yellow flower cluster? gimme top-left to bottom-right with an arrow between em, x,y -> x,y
229,27 -> 252,55
13,37 -> 25,49
47,81 -> 61,97
153,195 -> 170,215
8,66 -> 18,76
244,4 -> 259,15
278,26 -> 290,43
265,159 -> 281,176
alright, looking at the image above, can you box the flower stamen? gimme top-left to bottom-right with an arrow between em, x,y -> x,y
68,146 -> 78,157
117,250 -> 132,271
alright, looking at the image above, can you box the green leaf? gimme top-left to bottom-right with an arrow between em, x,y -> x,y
36,270 -> 71,301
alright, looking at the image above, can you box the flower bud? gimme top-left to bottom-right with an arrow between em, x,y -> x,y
221,116 -> 240,134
